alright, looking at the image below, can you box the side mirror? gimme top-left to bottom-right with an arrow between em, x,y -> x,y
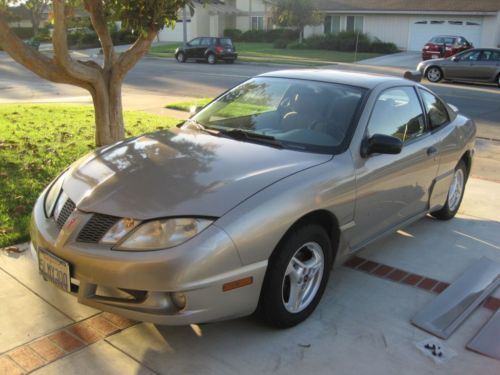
361,134 -> 403,158
190,105 -> 203,115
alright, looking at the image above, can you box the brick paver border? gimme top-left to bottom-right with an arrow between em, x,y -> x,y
0,312 -> 136,374
344,255 -> 500,311
1,256 -> 499,373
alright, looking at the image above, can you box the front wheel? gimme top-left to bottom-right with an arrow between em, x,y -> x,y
207,53 -> 216,64
431,160 -> 467,220
497,74 -> 500,88
426,66 -> 443,83
257,224 -> 332,328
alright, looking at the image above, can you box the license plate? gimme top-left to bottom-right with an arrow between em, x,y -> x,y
38,248 -> 71,293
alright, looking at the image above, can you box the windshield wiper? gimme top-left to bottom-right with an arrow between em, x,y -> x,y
215,128 -> 283,148
182,120 -> 222,137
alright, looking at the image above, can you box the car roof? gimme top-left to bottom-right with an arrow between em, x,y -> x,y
258,69 -> 409,90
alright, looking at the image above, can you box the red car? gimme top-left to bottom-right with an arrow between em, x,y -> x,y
421,35 -> 473,60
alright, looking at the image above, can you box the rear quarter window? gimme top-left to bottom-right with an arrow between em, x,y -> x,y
218,38 -> 233,46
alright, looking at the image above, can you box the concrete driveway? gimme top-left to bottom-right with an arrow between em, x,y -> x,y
356,51 -> 422,70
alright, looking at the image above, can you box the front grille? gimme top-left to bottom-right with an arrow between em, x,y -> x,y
55,198 -> 76,229
76,213 -> 120,243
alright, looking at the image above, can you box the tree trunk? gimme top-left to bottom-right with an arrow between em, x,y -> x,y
90,72 -> 125,146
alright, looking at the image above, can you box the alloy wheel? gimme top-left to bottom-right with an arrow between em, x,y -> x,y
281,241 -> 324,313
426,67 -> 442,82
207,54 -> 216,64
448,168 -> 464,212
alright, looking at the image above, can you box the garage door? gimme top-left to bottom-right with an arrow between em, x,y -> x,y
408,19 -> 482,51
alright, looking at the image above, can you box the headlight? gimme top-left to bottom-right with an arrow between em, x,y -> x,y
100,218 -> 141,244
113,218 -> 213,251
44,172 -> 66,217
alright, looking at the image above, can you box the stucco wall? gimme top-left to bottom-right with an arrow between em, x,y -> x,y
363,15 -> 410,50
482,13 -> 500,47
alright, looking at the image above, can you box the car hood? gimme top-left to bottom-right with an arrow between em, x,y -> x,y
62,128 -> 331,220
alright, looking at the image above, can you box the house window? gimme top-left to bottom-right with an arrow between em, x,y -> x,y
251,16 -> 264,31
324,15 -> 341,34
346,16 -> 363,33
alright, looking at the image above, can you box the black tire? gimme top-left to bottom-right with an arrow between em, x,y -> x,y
176,52 -> 186,63
425,66 -> 443,83
207,53 -> 216,64
431,160 -> 468,220
496,73 -> 500,88
257,224 -> 332,328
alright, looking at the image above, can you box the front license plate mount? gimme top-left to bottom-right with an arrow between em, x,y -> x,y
38,248 -> 71,293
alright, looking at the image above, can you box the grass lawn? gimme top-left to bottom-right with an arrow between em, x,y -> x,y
149,42 -> 381,65
0,104 -> 179,248
165,98 -> 212,112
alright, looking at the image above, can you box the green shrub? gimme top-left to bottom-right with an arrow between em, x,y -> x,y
33,28 -> 51,43
225,28 -> 299,43
273,39 -> 288,49
11,27 -> 34,40
67,30 -> 100,49
223,28 -> 242,40
298,32 -> 399,54
111,29 -> 137,45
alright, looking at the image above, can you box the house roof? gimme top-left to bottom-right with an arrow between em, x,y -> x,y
315,0 -> 500,13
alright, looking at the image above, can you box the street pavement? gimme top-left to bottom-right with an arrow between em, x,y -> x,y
0,49 -> 499,374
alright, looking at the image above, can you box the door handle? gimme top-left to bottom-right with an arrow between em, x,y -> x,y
427,146 -> 438,156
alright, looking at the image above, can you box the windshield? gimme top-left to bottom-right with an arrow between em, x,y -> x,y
190,77 -> 366,153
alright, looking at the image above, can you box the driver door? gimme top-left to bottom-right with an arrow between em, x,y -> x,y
350,86 -> 440,249
185,38 -> 201,58
445,50 -> 481,79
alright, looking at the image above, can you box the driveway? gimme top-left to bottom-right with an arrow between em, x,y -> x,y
356,51 -> 422,70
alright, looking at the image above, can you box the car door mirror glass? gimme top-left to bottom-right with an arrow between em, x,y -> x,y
361,134 -> 403,157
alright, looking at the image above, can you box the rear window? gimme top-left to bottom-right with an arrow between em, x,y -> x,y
218,38 -> 233,46
429,37 -> 456,44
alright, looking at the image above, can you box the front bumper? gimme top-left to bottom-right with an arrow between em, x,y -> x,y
30,196 -> 267,325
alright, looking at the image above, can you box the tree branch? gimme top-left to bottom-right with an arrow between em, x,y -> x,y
0,12 -> 90,90
52,0 -> 102,83
85,0 -> 116,70
114,30 -> 157,81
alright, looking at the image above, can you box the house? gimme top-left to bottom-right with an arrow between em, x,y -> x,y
158,0 -> 273,42
159,0 -> 500,49
304,0 -> 500,50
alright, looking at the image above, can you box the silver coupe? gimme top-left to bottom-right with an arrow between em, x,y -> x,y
30,70 -> 475,328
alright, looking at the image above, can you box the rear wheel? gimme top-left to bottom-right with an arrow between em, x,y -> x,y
431,160 -> 467,220
426,66 -> 443,83
176,52 -> 186,63
207,53 -> 216,64
257,224 -> 332,328
497,74 -> 500,88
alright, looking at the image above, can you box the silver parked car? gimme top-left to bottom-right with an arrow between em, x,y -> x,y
417,48 -> 500,87
30,70 -> 475,328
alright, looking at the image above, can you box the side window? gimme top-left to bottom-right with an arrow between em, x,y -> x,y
459,50 -> 481,61
419,90 -> 449,129
367,87 -> 425,142
189,38 -> 200,46
492,51 -> 500,61
200,38 -> 211,46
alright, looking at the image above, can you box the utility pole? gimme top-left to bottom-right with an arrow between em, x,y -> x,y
182,6 -> 187,44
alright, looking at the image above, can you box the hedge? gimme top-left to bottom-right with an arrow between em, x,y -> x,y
223,28 -> 300,43
289,32 -> 399,54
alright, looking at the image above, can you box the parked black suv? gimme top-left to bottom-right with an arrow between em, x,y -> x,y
175,37 -> 237,64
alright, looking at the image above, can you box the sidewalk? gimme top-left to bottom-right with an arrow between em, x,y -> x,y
0,175 -> 498,374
